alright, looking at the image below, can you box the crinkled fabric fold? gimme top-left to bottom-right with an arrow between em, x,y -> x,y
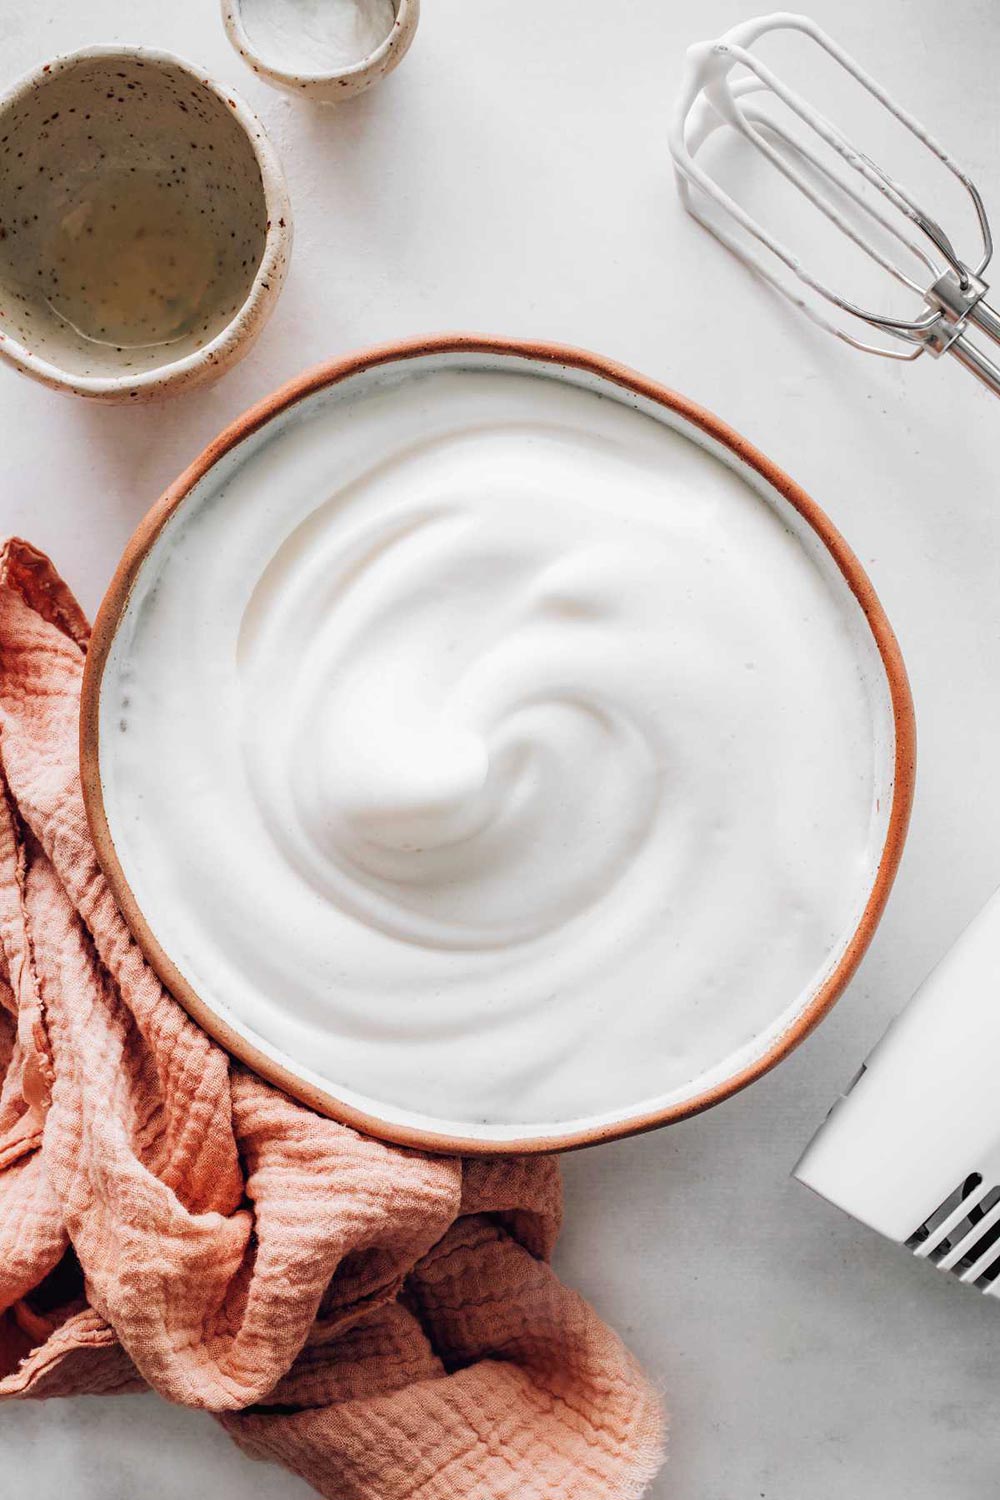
0,537 -> 664,1499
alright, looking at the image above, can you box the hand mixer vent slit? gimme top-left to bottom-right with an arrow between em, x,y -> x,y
908,1177 -> 1000,1293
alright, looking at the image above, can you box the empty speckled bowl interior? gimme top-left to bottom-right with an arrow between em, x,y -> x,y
0,54 -> 268,380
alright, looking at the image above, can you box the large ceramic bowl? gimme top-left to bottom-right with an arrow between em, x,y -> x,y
80,336 -> 915,1153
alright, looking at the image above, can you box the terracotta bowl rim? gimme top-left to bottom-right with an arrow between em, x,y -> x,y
79,333 -> 916,1156
0,44 -> 291,400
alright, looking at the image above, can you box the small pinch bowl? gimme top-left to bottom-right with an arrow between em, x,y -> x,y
222,0 -> 420,102
0,47 -> 291,402
80,335 -> 917,1156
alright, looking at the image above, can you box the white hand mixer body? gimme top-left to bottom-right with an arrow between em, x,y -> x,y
796,889 -> 1000,1291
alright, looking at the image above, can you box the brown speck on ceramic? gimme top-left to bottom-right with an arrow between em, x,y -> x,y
220,0 -> 420,103
0,46 -> 292,401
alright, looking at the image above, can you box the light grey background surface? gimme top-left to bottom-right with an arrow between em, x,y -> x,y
2,0 -> 999,1495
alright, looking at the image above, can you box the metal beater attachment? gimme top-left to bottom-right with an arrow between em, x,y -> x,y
669,12 -> 1000,395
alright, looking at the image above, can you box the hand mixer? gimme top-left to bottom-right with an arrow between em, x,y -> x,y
671,13 -> 1000,1291
669,11 -> 1000,395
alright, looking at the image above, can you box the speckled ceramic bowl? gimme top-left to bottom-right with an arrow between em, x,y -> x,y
222,0 -> 419,102
0,47 -> 292,402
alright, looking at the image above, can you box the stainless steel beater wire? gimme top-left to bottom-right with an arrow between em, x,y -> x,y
673,85 -> 930,356
671,17 -> 1000,390
722,37 -> 1000,372
711,63 -> 941,289
735,95 -> 941,295
707,47 -> 946,334
673,159 -> 924,360
760,16 -> 993,279
674,80 -> 940,344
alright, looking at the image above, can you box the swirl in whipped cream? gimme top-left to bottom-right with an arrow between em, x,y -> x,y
100,366 -> 886,1139
239,493 -> 664,950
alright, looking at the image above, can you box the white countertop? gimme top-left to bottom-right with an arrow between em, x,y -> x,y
3,0 -> 1000,1494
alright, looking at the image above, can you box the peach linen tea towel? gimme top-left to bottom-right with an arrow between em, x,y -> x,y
0,537 -> 665,1499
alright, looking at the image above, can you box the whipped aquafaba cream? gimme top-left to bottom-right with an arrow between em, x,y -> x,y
98,361 -> 892,1141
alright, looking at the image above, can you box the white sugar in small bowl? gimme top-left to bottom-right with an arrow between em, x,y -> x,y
222,0 -> 419,102
0,47 -> 291,402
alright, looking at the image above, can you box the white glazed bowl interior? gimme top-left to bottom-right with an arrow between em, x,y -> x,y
0,50 -> 275,393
